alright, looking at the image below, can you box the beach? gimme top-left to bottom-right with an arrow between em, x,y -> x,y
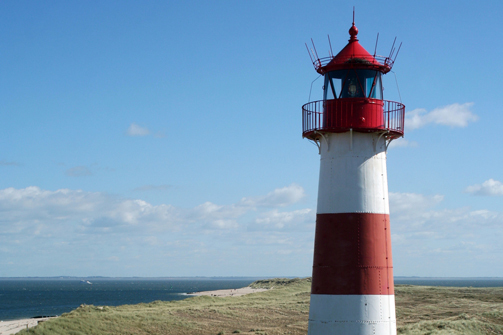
0,317 -> 53,335
190,286 -> 268,297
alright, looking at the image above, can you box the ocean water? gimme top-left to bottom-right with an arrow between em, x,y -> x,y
0,278 -> 259,321
1,277 -> 502,321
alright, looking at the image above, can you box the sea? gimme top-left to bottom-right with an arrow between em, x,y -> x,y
1,277 -> 502,322
0,277 -> 261,321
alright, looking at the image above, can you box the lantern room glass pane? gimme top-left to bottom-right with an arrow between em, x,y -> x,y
364,72 -> 382,99
355,69 -> 382,99
324,75 -> 335,100
372,74 -> 383,99
366,77 -> 374,97
323,70 -> 346,100
341,70 -> 364,98
331,77 -> 342,99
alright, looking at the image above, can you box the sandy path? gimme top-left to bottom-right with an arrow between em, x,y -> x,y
190,286 -> 268,297
0,317 -> 54,335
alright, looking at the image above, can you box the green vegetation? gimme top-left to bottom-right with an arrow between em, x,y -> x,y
19,278 -> 503,335
396,285 -> 503,334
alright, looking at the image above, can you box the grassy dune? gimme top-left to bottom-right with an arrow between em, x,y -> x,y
19,278 -> 503,335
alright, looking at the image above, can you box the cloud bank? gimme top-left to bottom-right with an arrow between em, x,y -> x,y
0,184 -> 307,233
389,191 -> 503,276
0,184 -> 314,276
3,184 -> 503,277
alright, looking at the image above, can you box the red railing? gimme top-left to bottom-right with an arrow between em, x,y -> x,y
302,99 -> 404,140
310,55 -> 396,73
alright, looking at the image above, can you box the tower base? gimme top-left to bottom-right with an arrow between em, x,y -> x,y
308,294 -> 396,335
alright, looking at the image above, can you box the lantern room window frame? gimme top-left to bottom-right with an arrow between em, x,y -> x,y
323,69 -> 383,101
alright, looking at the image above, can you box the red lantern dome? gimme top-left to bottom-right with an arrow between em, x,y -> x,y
303,22 -> 405,143
318,23 -> 391,74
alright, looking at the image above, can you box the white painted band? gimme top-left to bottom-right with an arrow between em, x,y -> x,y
308,319 -> 397,335
308,294 -> 396,335
317,132 -> 390,214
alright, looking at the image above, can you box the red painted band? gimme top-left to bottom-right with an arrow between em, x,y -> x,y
311,213 -> 394,295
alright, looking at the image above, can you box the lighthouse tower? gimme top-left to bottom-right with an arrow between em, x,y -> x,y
303,20 -> 404,335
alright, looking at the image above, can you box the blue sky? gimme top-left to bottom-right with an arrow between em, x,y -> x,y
1,0 -> 502,278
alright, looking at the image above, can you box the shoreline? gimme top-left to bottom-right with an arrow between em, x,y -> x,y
0,317 -> 55,335
0,287 -> 266,334
188,286 -> 269,297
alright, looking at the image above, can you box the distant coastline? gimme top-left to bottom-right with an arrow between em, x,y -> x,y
2,276 -> 502,280
395,276 -> 503,279
0,276 -> 274,280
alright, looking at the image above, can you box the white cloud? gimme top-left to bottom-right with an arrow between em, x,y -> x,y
0,187 -> 180,236
188,201 -> 246,229
405,103 -> 477,130
126,123 -> 150,136
465,179 -> 503,196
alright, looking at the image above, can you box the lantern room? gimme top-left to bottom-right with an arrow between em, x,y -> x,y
323,68 -> 382,100
302,21 -> 405,142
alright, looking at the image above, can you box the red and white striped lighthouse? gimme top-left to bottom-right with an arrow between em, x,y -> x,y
303,19 -> 405,335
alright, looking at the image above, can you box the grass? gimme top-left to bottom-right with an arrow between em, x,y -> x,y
396,285 -> 503,334
18,278 -> 503,335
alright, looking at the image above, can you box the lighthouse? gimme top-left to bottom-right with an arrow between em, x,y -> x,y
303,19 -> 404,335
